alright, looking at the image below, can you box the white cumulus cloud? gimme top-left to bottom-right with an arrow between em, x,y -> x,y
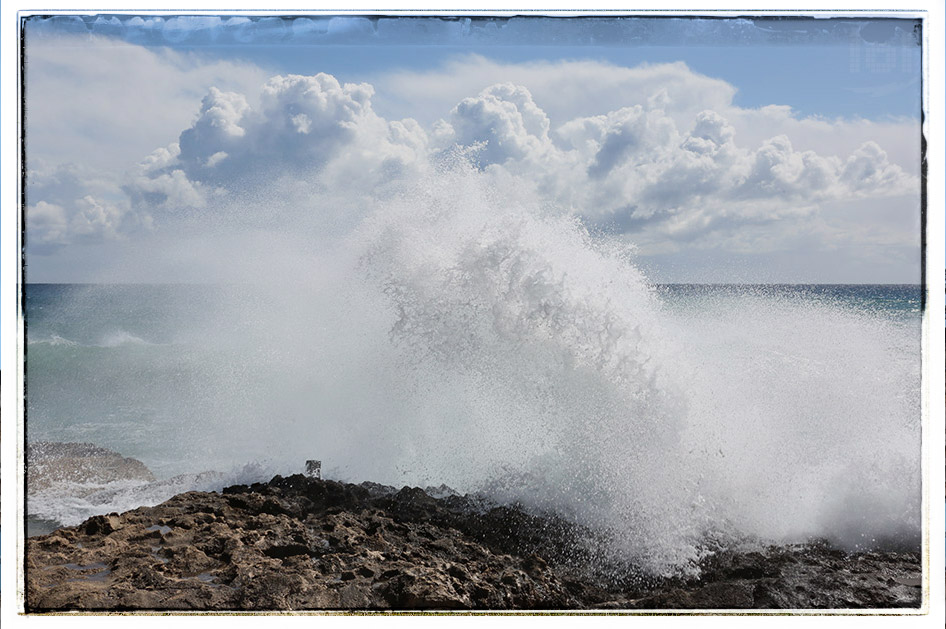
125,72 -> 433,213
119,70 -> 917,257
25,41 -> 920,283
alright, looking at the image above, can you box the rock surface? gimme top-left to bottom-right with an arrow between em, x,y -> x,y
25,475 -> 923,611
27,442 -> 155,494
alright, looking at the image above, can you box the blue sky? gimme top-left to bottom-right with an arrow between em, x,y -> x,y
159,42 -> 922,122
22,15 -> 924,284
32,15 -> 923,120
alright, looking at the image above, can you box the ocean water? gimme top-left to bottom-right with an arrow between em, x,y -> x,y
24,277 -> 922,575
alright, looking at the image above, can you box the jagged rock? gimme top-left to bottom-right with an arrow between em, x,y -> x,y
25,475 -> 923,611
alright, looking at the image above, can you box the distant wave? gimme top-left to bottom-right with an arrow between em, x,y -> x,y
28,330 -> 160,348
98,330 -> 155,348
27,334 -> 80,347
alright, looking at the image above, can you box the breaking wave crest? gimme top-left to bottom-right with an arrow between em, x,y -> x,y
28,161 -> 921,577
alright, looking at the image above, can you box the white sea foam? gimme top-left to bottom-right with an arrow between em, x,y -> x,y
28,462 -> 276,528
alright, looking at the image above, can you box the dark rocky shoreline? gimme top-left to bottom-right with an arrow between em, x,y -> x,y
26,473 -> 923,612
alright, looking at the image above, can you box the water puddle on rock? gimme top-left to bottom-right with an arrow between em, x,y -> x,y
43,562 -> 112,587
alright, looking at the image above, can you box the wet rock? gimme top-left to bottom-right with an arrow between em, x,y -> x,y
25,475 -> 923,611
83,514 -> 123,536
27,442 -> 155,492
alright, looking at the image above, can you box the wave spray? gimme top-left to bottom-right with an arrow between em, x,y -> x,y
27,160 -> 921,577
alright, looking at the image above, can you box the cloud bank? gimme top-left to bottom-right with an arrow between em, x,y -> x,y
25,41 -> 920,282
